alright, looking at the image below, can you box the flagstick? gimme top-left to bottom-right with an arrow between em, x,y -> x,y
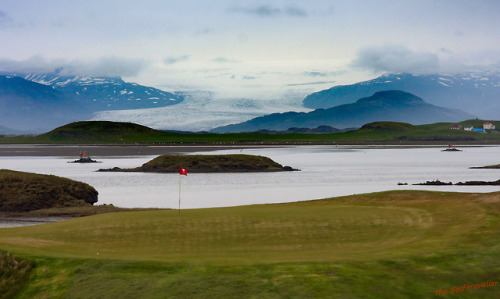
178,174 -> 181,214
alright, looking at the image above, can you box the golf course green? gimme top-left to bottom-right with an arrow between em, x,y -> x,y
1,190 -> 499,298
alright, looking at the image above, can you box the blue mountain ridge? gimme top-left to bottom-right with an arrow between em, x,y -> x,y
0,73 -> 184,132
212,90 -> 473,133
303,72 -> 500,119
0,75 -> 89,132
15,73 -> 184,111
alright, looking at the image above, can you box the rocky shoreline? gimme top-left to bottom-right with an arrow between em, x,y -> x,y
412,179 -> 500,186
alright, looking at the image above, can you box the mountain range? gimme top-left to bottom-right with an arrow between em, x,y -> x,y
0,73 -> 184,132
303,72 -> 500,119
212,90 -> 473,133
92,71 -> 500,132
2,71 -> 499,134
10,73 -> 184,110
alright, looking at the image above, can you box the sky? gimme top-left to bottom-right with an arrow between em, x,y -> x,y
1,0 -> 500,99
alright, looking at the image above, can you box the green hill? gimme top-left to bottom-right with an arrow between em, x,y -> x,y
1,119 -> 499,144
35,121 -> 169,143
339,120 -> 499,143
0,170 -> 98,212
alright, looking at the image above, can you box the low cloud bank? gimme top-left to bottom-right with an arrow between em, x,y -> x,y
0,56 -> 148,77
351,45 -> 439,74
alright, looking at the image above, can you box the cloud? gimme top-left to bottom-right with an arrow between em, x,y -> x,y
303,71 -> 327,77
213,57 -> 239,63
287,81 -> 336,87
213,57 -> 231,63
0,56 -> 149,77
244,5 -> 280,17
195,28 -> 212,35
77,56 -> 148,77
284,6 -> 308,17
351,45 -> 440,73
454,30 -> 465,37
0,56 -> 63,74
439,48 -> 453,55
0,10 -> 12,27
163,55 -> 190,65
229,4 -> 307,18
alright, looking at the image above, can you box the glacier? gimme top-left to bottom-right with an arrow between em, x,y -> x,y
92,91 -> 312,132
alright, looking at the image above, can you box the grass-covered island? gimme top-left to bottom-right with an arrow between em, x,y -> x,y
98,154 -> 297,173
0,169 -> 98,213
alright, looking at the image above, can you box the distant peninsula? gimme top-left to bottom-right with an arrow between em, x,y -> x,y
98,154 -> 297,173
2,119 -> 500,145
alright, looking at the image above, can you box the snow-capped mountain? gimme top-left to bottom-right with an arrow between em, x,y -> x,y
5,73 -> 184,111
304,72 -> 500,119
93,91 -> 312,132
2,72 -> 311,133
0,75 -> 89,132
1,72 -> 185,132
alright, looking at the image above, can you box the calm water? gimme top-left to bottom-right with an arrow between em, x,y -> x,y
1,146 -> 499,210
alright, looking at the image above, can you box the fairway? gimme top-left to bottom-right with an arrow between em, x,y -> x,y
1,190 -> 499,298
0,191 -> 495,264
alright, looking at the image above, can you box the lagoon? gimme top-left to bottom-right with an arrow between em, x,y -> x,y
0,145 -> 498,209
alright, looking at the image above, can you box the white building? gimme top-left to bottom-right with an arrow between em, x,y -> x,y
483,122 -> 496,130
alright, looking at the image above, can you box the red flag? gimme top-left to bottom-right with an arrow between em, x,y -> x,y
179,167 -> 188,176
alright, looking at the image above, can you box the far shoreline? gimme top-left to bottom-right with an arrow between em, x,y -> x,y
0,144 -> 267,157
1,143 -> 499,157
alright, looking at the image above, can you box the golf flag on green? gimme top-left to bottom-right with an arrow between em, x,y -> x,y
179,167 -> 188,176
178,167 -> 187,213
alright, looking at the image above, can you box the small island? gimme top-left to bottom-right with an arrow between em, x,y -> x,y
470,164 -> 500,169
98,154 -> 297,173
0,169 -> 98,213
413,179 -> 500,186
441,144 -> 461,152
69,152 -> 99,163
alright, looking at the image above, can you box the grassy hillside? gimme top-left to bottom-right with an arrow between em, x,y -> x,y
0,170 -> 98,212
1,190 -> 499,298
34,121 -> 168,143
0,119 -> 499,144
331,120 -> 499,143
